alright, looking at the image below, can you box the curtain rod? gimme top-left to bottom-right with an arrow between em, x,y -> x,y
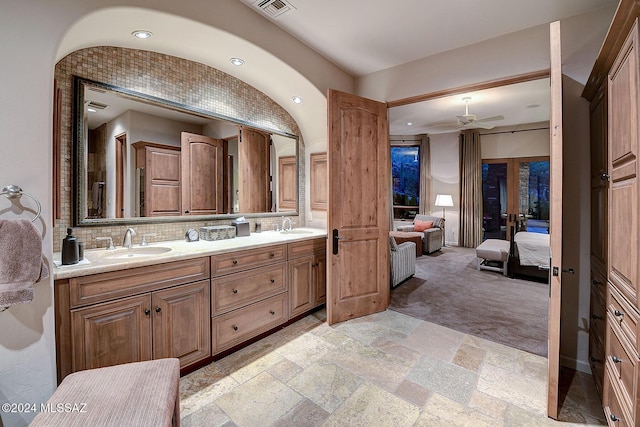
481,126 -> 549,136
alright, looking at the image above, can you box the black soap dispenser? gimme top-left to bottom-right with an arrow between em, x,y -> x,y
62,227 -> 79,265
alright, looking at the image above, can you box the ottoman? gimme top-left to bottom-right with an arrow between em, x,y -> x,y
389,231 -> 423,257
30,358 -> 181,427
476,239 -> 510,276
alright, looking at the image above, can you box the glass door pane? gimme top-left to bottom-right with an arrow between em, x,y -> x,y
482,162 -> 508,240
518,160 -> 550,234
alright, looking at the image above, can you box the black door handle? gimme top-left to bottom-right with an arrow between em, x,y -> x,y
332,229 -> 340,255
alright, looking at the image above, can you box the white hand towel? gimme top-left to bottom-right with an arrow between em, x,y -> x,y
0,219 -> 48,307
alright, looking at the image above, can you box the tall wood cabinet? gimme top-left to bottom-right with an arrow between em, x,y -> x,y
584,3 -> 640,425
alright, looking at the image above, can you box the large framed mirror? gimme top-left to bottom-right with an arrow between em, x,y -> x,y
73,77 -> 299,226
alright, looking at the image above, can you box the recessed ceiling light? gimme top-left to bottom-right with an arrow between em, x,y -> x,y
292,96 -> 303,104
230,58 -> 245,66
132,30 -> 152,39
407,122 -> 413,126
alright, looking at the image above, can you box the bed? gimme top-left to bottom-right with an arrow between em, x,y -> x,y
508,224 -> 550,282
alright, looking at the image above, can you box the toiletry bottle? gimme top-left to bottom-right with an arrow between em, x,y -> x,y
62,227 -> 79,265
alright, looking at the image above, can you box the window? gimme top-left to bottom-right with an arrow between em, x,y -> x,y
391,145 -> 420,220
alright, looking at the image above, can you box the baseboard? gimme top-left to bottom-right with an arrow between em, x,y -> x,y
560,354 -> 592,374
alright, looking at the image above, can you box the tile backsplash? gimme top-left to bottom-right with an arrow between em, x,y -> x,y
53,47 -> 304,252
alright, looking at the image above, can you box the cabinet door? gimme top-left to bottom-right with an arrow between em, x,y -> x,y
71,294 -> 152,372
152,280 -> 211,368
314,253 -> 327,306
146,146 -> 181,216
289,256 -> 315,318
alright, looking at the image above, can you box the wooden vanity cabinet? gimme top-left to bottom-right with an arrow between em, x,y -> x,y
55,258 -> 210,380
288,238 -> 327,318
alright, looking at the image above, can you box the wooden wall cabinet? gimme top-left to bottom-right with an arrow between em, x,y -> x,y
288,238 -> 327,318
584,8 -> 640,424
56,258 -> 211,380
310,152 -> 328,211
238,126 -> 271,212
132,141 -> 181,217
278,155 -> 297,211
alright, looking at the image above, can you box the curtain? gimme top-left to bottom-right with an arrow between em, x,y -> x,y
459,130 -> 483,247
418,135 -> 431,214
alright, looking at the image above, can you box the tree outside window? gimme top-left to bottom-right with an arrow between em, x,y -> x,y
391,146 -> 420,219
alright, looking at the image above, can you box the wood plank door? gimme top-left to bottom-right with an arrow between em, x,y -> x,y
238,126 -> 271,212
547,20 -> 563,420
327,89 -> 390,325
181,132 -> 224,215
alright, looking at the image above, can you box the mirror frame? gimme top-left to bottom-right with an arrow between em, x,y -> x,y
72,76 -> 300,226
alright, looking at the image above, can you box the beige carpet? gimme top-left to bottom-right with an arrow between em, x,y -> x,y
389,246 -> 548,357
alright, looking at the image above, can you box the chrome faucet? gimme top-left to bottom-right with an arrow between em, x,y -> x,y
281,217 -> 293,232
123,227 -> 136,249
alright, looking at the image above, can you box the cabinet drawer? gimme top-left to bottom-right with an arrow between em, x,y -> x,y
604,361 -> 634,427
212,293 -> 288,354
288,238 -> 326,259
591,267 -> 606,306
212,264 -> 286,315
608,284 -> 639,351
605,313 -> 638,417
590,332 -> 605,398
211,245 -> 286,276
70,257 -> 210,308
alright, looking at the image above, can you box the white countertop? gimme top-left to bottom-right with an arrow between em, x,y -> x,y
53,228 -> 327,280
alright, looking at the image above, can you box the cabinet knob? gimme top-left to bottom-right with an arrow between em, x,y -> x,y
590,356 -> 601,363
233,325 -> 238,331
591,280 -> 602,286
232,260 -> 238,266
144,309 -> 151,316
270,279 -> 275,283
155,307 -> 161,313
269,252 -> 275,257
232,289 -> 238,294
610,414 -> 620,422
601,172 -> 610,181
614,309 -> 623,317
270,310 -> 275,315
612,356 -> 622,364
591,314 -> 602,320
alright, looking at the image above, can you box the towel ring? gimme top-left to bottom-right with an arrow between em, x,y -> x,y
1,185 -> 41,222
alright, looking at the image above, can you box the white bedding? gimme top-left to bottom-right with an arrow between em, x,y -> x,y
514,231 -> 550,268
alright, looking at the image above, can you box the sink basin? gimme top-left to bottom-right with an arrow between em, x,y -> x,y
100,246 -> 173,259
280,229 -> 314,235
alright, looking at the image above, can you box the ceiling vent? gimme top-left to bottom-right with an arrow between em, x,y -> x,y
253,0 -> 295,19
86,101 -> 109,110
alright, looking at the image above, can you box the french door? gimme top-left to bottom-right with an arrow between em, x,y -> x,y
482,156 -> 550,241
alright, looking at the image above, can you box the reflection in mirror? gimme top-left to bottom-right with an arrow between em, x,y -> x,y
75,77 -> 299,225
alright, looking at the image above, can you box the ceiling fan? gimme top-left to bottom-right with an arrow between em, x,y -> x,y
431,97 -> 504,130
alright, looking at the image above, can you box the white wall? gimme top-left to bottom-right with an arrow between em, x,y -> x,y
429,133 -> 460,245
0,2 -> 350,426
480,123 -> 550,159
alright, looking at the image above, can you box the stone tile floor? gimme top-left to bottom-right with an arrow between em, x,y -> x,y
180,309 -> 605,426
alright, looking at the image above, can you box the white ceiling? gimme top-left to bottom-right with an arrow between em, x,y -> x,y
241,0 -> 616,77
240,0 -> 617,135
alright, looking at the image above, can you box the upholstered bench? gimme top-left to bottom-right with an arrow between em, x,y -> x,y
30,358 -> 181,427
476,239 -> 510,276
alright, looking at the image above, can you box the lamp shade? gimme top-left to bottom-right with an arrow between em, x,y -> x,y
434,194 -> 454,207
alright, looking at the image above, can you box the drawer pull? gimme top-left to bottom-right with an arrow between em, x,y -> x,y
232,260 -> 238,266
614,309 -> 623,318
270,279 -> 275,283
155,307 -> 161,313
590,356 -> 601,363
233,325 -> 238,331
610,414 -> 620,422
591,279 -> 602,286
612,356 -> 622,364
144,309 -> 151,316
270,310 -> 275,315
232,289 -> 238,294
591,314 -> 602,320
269,252 -> 275,257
